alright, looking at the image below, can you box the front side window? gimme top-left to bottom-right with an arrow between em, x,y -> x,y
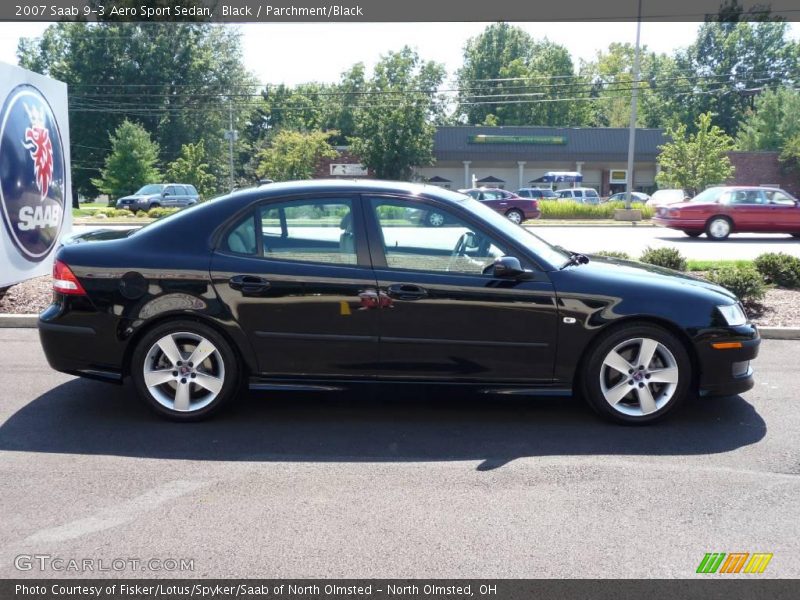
225,198 -> 357,265
369,197 -> 511,275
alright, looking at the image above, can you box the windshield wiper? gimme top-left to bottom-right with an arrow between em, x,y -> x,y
559,249 -> 590,269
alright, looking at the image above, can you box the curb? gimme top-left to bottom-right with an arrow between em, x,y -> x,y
1,314 -> 799,340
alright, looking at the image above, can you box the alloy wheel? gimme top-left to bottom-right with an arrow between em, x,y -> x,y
506,210 -> 523,224
708,218 -> 731,240
143,332 -> 225,413
427,212 -> 445,227
599,337 -> 680,417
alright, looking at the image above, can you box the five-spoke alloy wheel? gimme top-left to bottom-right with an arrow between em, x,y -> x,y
131,320 -> 239,420
581,324 -> 691,424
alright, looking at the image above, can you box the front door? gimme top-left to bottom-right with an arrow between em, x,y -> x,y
210,195 -> 381,378
364,195 -> 558,382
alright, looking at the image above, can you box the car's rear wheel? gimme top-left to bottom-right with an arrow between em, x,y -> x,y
131,320 -> 240,421
505,209 -> 524,224
683,231 -> 702,238
426,211 -> 445,227
580,324 -> 691,424
706,216 -> 732,240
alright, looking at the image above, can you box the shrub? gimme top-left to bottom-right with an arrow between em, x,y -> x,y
753,252 -> 800,288
147,207 -> 180,219
707,266 -> 766,308
595,250 -> 631,260
93,207 -> 135,218
537,200 -> 654,220
638,247 -> 687,271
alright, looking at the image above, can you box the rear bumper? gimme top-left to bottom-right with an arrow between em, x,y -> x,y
696,324 -> 760,397
525,209 -> 542,220
38,307 -> 124,383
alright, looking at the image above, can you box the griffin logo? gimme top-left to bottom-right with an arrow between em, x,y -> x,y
0,84 -> 65,262
22,103 -> 54,202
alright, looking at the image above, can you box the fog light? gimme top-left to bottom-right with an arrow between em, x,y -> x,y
732,361 -> 750,378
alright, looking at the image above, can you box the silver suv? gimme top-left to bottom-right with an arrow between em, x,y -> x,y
115,184 -> 200,212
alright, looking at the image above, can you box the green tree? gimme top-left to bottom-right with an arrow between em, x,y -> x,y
580,43 -> 675,128
91,120 -> 161,201
656,112 -> 735,196
456,24 -> 588,126
255,130 -> 338,182
17,22 -> 254,197
166,141 -> 217,199
736,87 -> 800,151
665,5 -> 799,137
349,47 -> 445,180
778,134 -> 800,176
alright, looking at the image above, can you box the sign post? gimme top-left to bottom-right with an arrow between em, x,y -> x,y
0,62 -> 71,288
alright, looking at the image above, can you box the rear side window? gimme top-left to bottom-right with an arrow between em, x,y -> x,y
586,190 -> 598,198
224,198 -> 357,265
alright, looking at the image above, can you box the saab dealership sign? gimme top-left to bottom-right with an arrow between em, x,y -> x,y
0,62 -> 70,287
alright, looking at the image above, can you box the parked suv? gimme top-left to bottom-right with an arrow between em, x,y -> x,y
517,187 -> 558,200
557,187 -> 600,205
115,184 -> 200,212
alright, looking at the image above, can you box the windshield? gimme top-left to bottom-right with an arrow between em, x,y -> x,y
439,190 -> 570,269
136,184 -> 164,195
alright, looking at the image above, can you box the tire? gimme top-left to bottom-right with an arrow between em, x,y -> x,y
131,320 -> 240,421
426,211 -> 445,227
791,233 -> 800,239
506,209 -> 524,224
705,216 -> 732,240
148,202 -> 161,211
580,323 -> 692,425
683,231 -> 702,238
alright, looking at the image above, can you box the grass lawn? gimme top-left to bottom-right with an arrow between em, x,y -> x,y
685,259 -> 753,272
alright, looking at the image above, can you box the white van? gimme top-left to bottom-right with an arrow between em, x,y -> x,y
557,187 -> 601,205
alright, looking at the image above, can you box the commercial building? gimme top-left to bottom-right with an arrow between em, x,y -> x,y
414,126 -> 666,195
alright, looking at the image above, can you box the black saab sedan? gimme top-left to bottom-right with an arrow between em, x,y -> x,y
39,180 -> 759,424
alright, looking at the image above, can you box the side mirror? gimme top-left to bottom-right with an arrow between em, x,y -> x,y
162,192 -> 170,197
492,256 -> 532,280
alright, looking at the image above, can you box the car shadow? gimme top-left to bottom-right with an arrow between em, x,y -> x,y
655,234 -> 796,244
0,379 -> 766,470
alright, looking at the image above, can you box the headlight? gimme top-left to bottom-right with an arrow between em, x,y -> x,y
718,303 -> 747,326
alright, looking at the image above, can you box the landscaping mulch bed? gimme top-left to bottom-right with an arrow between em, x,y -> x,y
2,275 -> 799,328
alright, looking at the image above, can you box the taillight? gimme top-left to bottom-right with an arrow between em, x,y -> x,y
52,259 -> 87,296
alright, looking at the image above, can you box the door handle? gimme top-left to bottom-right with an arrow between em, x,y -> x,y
386,283 -> 428,300
229,275 -> 271,296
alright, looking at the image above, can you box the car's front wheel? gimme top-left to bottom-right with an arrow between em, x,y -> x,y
505,209 -> 524,224
706,216 -> 732,240
580,324 -> 691,424
148,202 -> 161,211
131,320 -> 240,421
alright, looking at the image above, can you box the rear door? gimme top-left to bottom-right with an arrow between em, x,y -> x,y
210,194 -> 381,378
726,189 -> 770,231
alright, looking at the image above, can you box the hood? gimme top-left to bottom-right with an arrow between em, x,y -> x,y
574,254 -> 738,303
119,194 -> 158,201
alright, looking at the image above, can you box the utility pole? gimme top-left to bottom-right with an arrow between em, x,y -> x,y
625,0 -> 643,210
224,99 -> 238,192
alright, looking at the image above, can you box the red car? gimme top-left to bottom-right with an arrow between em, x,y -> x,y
652,186 -> 800,240
459,188 -> 541,224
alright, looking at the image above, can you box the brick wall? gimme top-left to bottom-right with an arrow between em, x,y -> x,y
726,151 -> 800,195
314,150 -> 372,179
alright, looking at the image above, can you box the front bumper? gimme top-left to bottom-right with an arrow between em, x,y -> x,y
696,324 -> 760,397
652,216 -> 706,231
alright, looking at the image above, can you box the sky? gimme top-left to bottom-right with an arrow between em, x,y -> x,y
1,21 -> 799,85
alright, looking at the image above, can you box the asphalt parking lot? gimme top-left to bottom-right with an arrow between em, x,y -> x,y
0,329 -> 798,578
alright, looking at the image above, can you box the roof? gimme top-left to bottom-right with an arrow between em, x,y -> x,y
434,126 -> 666,162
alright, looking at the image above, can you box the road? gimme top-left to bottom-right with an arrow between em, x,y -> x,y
0,330 -> 798,578
70,224 -> 800,261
